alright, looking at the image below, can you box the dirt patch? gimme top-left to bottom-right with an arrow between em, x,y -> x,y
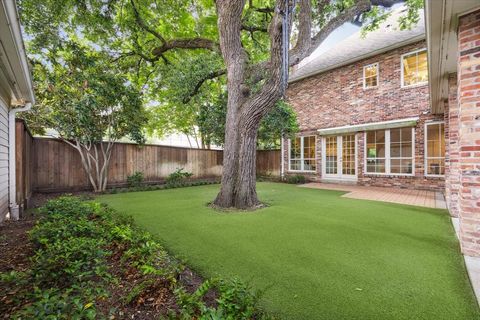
0,217 -> 36,273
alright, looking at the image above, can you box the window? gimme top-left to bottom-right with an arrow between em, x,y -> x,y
425,122 -> 445,176
366,127 -> 414,175
363,63 -> 378,89
401,49 -> 428,87
289,136 -> 316,171
366,130 -> 386,173
390,128 -> 413,174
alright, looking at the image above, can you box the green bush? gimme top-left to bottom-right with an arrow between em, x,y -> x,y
285,174 -> 307,184
127,171 -> 144,187
1,196 -> 271,319
165,168 -> 193,187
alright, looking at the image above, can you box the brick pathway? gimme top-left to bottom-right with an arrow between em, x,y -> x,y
300,183 -> 446,209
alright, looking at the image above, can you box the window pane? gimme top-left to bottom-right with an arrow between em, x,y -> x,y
304,159 -> 316,171
364,64 -> 378,88
325,136 -> 337,174
366,159 -> 385,173
304,136 -> 316,159
427,159 -> 444,175
401,128 -> 412,142
402,50 -> 428,86
290,160 -> 301,171
401,159 -> 413,174
290,137 -> 301,159
390,129 -> 401,143
425,123 -> 445,175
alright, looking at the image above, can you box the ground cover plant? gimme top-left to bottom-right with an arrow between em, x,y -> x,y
0,196 -> 272,319
99,182 -> 480,320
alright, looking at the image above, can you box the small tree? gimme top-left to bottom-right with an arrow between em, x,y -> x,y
29,42 -> 147,192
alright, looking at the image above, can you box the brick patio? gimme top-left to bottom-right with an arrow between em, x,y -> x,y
300,183 -> 447,209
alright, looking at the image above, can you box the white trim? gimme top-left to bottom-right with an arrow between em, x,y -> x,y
364,127 -> 415,176
318,117 -> 419,135
288,135 -> 317,173
401,48 -> 428,88
321,134 -> 358,181
363,62 -> 379,90
424,121 -> 445,177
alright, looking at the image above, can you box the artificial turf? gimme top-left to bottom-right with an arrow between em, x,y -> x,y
98,182 -> 480,320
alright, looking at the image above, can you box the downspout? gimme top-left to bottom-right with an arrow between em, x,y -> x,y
8,102 -> 32,220
280,135 -> 285,180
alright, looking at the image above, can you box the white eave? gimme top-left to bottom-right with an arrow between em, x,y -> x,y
0,0 -> 35,106
317,117 -> 419,135
425,0 -> 480,115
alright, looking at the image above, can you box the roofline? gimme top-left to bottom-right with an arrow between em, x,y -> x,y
288,34 -> 425,84
1,0 -> 35,105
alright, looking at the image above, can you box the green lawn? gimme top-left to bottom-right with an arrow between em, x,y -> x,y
98,182 -> 479,320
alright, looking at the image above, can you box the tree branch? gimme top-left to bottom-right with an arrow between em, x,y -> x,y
182,69 -> 226,104
130,0 -> 166,43
152,38 -> 219,56
241,24 -> 268,33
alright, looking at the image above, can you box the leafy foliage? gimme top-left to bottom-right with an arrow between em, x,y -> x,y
25,41 -> 147,145
285,174 -> 307,184
15,0 -> 423,147
166,168 -> 194,187
197,95 -> 299,149
127,171 -> 145,187
1,196 -> 272,319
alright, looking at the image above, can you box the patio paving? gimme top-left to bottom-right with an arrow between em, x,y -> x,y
300,183 -> 447,209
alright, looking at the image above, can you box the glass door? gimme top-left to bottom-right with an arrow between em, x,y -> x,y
323,135 -> 356,180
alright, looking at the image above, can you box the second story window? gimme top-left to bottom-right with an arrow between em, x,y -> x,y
363,63 -> 378,89
401,49 -> 428,87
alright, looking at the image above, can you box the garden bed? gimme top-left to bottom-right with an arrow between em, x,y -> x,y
0,196 -> 271,319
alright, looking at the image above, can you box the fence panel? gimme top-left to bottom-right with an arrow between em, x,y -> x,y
29,137 -> 280,193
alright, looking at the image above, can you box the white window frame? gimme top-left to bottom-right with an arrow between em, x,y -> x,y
363,63 -> 379,89
401,48 -> 428,88
424,121 -> 445,177
288,136 -> 316,172
364,127 -> 415,176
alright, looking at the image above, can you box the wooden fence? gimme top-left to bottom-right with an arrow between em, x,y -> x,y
16,120 -> 281,193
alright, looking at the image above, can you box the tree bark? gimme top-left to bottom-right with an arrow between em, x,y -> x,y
213,0 -> 285,209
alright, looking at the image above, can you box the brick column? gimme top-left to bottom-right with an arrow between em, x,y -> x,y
446,74 -> 460,217
457,10 -> 480,257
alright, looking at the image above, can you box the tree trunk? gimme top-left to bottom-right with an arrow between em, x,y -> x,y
213,0 -> 286,209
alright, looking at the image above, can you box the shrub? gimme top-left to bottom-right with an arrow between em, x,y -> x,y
285,174 -> 307,184
2,196 -> 271,319
165,168 -> 193,187
127,171 -> 144,188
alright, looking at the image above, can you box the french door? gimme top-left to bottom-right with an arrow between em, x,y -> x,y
322,134 -> 357,181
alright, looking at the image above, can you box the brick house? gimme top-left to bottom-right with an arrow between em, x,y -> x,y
282,2 -> 480,258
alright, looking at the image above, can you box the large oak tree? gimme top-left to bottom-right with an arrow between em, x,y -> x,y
19,0 -> 422,208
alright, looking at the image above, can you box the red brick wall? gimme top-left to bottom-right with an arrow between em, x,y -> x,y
284,41 -> 444,190
445,74 -> 460,217
457,10 -> 480,257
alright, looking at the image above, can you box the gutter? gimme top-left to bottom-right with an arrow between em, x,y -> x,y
8,102 -> 31,220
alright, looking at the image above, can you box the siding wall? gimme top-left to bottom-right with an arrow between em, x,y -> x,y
0,97 -> 9,222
